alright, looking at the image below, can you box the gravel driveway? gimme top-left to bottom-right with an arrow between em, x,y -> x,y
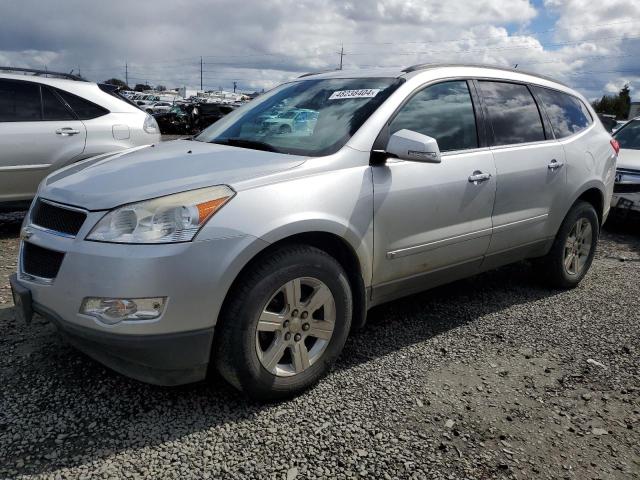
0,211 -> 638,479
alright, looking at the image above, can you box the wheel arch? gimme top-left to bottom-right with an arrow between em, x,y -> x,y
571,183 -> 605,228
217,230 -> 369,339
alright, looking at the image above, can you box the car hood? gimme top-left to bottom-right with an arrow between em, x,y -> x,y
40,140 -> 307,210
617,148 -> 640,170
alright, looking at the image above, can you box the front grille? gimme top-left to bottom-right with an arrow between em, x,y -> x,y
31,199 -> 86,236
22,242 -> 65,279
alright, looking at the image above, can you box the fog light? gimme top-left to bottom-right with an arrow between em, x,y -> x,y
80,297 -> 166,324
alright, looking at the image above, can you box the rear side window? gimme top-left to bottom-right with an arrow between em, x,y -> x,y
479,81 -> 545,146
532,87 -> 592,138
56,89 -> 108,119
389,80 -> 478,152
41,87 -> 75,121
0,79 -> 41,122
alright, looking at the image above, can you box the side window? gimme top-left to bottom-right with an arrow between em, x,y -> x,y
389,80 -> 478,152
55,89 -> 109,120
41,87 -> 75,121
478,81 -> 545,146
532,87 -> 592,138
0,79 -> 41,122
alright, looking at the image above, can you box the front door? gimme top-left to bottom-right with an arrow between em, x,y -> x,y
371,80 -> 496,303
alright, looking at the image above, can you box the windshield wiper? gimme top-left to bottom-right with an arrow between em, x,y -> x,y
212,138 -> 280,153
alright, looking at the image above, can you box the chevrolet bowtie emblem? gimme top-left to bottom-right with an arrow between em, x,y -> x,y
20,227 -> 33,241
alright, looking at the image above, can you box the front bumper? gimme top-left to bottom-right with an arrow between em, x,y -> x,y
38,296 -> 214,385
15,210 -> 269,385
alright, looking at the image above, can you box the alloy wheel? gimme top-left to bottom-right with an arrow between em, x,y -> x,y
255,277 -> 336,377
563,217 -> 593,276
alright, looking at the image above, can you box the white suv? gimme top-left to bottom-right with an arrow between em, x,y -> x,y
0,68 -> 161,211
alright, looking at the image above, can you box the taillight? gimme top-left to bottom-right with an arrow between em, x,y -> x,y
610,138 -> 620,154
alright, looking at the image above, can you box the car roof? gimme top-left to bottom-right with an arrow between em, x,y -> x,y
0,72 -> 142,113
297,63 -> 570,90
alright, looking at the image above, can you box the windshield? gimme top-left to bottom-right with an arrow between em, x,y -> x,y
195,77 -> 403,156
615,119 -> 640,150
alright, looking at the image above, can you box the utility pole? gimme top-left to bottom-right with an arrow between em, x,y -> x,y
233,81 -> 237,93
125,62 -> 128,86
200,56 -> 203,91
338,43 -> 344,70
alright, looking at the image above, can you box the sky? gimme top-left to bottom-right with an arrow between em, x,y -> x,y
0,0 -> 639,100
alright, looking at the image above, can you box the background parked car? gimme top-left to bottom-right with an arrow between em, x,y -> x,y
146,101 -> 173,114
153,104 -> 193,134
192,103 -> 235,132
611,117 -> 640,217
0,67 -> 160,211
598,113 -> 618,132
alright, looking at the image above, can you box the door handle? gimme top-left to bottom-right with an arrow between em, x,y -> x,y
547,159 -> 564,170
55,128 -> 80,136
468,171 -> 492,184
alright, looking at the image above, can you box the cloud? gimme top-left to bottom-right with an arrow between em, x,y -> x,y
1,0 -> 638,99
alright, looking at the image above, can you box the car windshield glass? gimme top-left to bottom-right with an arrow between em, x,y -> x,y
194,77 -> 403,156
614,119 -> 640,150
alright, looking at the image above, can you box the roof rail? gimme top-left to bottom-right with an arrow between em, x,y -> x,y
401,63 -> 567,86
297,69 -> 338,78
0,66 -> 87,81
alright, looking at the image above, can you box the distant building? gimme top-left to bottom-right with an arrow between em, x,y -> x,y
629,101 -> 640,120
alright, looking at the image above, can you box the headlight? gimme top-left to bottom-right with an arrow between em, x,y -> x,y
86,185 -> 235,243
143,114 -> 159,134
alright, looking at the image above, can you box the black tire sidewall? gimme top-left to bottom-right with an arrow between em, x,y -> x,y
219,247 -> 352,400
549,202 -> 599,287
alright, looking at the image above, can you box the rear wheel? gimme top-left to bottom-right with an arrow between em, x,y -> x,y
536,201 -> 599,288
214,245 -> 353,401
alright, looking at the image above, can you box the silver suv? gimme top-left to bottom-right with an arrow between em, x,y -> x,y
0,68 -> 161,211
10,64 -> 616,400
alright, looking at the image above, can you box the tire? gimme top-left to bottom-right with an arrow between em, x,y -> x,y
213,244 -> 353,401
279,124 -> 291,134
536,201 -> 599,288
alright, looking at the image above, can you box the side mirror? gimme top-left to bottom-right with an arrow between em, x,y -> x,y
386,129 -> 441,163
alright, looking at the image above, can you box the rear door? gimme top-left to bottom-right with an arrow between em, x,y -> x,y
477,80 -> 566,258
0,79 -> 86,203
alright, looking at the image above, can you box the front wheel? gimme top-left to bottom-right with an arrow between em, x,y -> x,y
536,201 -> 599,288
213,245 -> 353,401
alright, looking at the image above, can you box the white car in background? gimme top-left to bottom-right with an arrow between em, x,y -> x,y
146,102 -> 173,114
611,117 -> 640,214
0,67 -> 160,211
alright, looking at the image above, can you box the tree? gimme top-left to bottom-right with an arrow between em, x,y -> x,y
103,78 -> 129,89
134,83 -> 152,92
156,85 -> 166,92
592,84 -> 632,120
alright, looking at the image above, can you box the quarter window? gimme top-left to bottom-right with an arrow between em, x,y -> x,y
479,81 -> 546,146
42,87 -> 75,121
56,89 -> 108,119
0,79 -> 41,122
532,87 -> 592,138
389,81 -> 478,152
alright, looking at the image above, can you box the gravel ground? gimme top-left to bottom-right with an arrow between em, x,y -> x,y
0,211 -> 638,479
